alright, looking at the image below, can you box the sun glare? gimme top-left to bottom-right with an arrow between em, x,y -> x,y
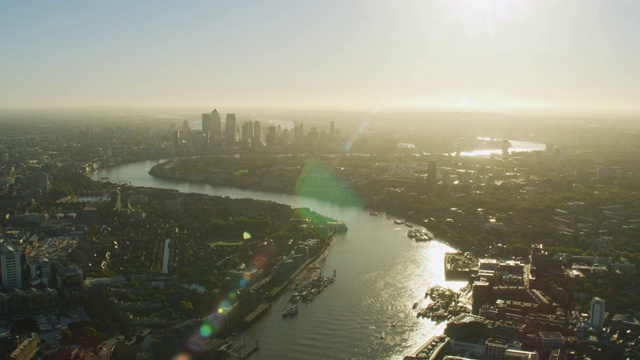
442,0 -> 526,29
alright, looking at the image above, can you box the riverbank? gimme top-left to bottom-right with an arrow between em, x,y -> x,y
240,237 -> 335,329
148,161 -> 473,254
96,159 -> 463,359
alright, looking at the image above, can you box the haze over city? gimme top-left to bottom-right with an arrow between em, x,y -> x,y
2,0 -> 639,115
4,2 -> 640,360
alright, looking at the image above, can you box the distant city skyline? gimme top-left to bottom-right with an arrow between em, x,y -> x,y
1,0 -> 639,114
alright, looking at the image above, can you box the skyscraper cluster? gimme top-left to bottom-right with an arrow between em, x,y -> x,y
201,109 -> 222,139
197,109 -> 339,151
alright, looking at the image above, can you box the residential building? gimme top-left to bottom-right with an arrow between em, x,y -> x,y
590,297 -> 605,332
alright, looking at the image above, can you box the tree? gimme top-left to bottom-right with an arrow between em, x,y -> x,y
61,328 -> 72,342
83,326 -> 97,338
180,300 -> 193,311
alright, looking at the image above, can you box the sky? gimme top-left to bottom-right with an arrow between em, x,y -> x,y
1,0 -> 639,113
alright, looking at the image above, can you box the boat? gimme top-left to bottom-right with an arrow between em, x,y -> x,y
407,228 -> 432,241
369,211 -> 378,216
283,305 -> 298,318
394,219 -> 405,225
405,223 -> 414,228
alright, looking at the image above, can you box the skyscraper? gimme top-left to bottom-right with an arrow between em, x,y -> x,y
202,113 -> 212,133
211,109 -> 222,138
253,121 -> 262,143
590,297 -> 605,332
225,113 -> 237,145
241,121 -> 254,145
1,245 -> 23,289
266,126 -> 277,148
330,121 -> 336,137
182,120 -> 190,137
294,122 -> 304,144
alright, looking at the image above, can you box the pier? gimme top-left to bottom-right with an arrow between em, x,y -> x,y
223,338 -> 260,360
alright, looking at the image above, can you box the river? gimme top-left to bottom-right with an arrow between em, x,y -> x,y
95,160 -> 465,359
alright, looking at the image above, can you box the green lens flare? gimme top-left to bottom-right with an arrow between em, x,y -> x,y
294,158 -> 363,211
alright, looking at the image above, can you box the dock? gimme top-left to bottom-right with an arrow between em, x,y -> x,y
223,339 -> 260,360
243,302 -> 271,324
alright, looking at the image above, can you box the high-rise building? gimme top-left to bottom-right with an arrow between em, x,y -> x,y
307,127 -> 319,145
330,121 -> 336,137
182,120 -> 190,138
590,297 -> 605,332
173,130 -> 180,152
211,109 -> 222,138
266,126 -> 277,148
294,122 -> 304,144
501,139 -> 510,157
1,245 -> 23,290
253,121 -> 262,143
225,114 -> 237,145
202,113 -> 212,133
241,122 -> 254,145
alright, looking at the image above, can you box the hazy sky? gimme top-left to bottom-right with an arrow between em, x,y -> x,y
1,0 -> 639,112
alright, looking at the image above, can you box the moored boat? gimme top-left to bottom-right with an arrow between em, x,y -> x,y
283,305 -> 298,318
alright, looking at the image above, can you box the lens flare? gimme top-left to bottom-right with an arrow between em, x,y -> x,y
344,121 -> 369,152
252,255 -> 266,267
199,324 -> 212,338
173,353 -> 191,360
243,231 -> 252,240
294,158 -> 363,209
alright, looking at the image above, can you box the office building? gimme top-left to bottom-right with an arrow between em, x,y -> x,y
181,120 -> 190,138
294,122 -> 304,144
225,113 -> 237,145
282,128 -> 290,145
253,121 -> 261,140
330,121 -> 336,137
537,332 -> 563,353
202,113 -> 212,134
241,121 -> 254,145
211,109 -> 222,138
266,126 -> 277,148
